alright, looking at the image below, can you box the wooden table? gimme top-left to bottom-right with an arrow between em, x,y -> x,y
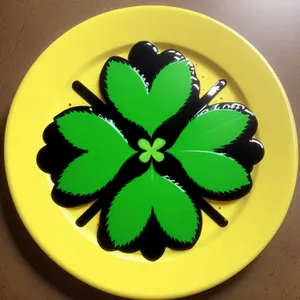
0,1 -> 299,299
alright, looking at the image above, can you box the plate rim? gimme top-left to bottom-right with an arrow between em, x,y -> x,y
4,5 -> 298,299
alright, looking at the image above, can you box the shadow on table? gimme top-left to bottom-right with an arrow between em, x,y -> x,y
0,115 -> 258,300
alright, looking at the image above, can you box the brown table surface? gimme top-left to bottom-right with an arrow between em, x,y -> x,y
1,1 -> 300,299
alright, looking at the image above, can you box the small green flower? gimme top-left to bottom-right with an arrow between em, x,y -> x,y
38,42 -> 264,260
138,138 -> 166,163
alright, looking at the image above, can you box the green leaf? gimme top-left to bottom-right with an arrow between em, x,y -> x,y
172,110 -> 249,152
173,151 -> 250,193
104,61 -> 148,131
106,167 -> 199,246
56,110 -> 134,196
104,60 -> 192,134
56,109 -> 127,151
148,62 -> 192,134
106,170 -> 153,247
152,174 -> 200,243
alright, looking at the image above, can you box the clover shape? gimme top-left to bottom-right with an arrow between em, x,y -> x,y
37,42 -> 264,260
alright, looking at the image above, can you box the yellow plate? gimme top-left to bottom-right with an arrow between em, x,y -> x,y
4,6 -> 298,299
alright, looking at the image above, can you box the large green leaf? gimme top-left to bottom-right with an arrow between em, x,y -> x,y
106,167 -> 199,246
173,151 -> 250,193
56,110 -> 127,151
172,110 -> 249,152
152,174 -> 200,243
106,171 -> 153,247
104,60 -> 192,134
55,110 -> 134,196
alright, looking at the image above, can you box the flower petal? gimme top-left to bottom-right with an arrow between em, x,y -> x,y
153,151 -> 164,162
139,152 -> 151,163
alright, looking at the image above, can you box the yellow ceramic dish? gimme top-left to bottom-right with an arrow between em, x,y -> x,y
5,6 -> 298,299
